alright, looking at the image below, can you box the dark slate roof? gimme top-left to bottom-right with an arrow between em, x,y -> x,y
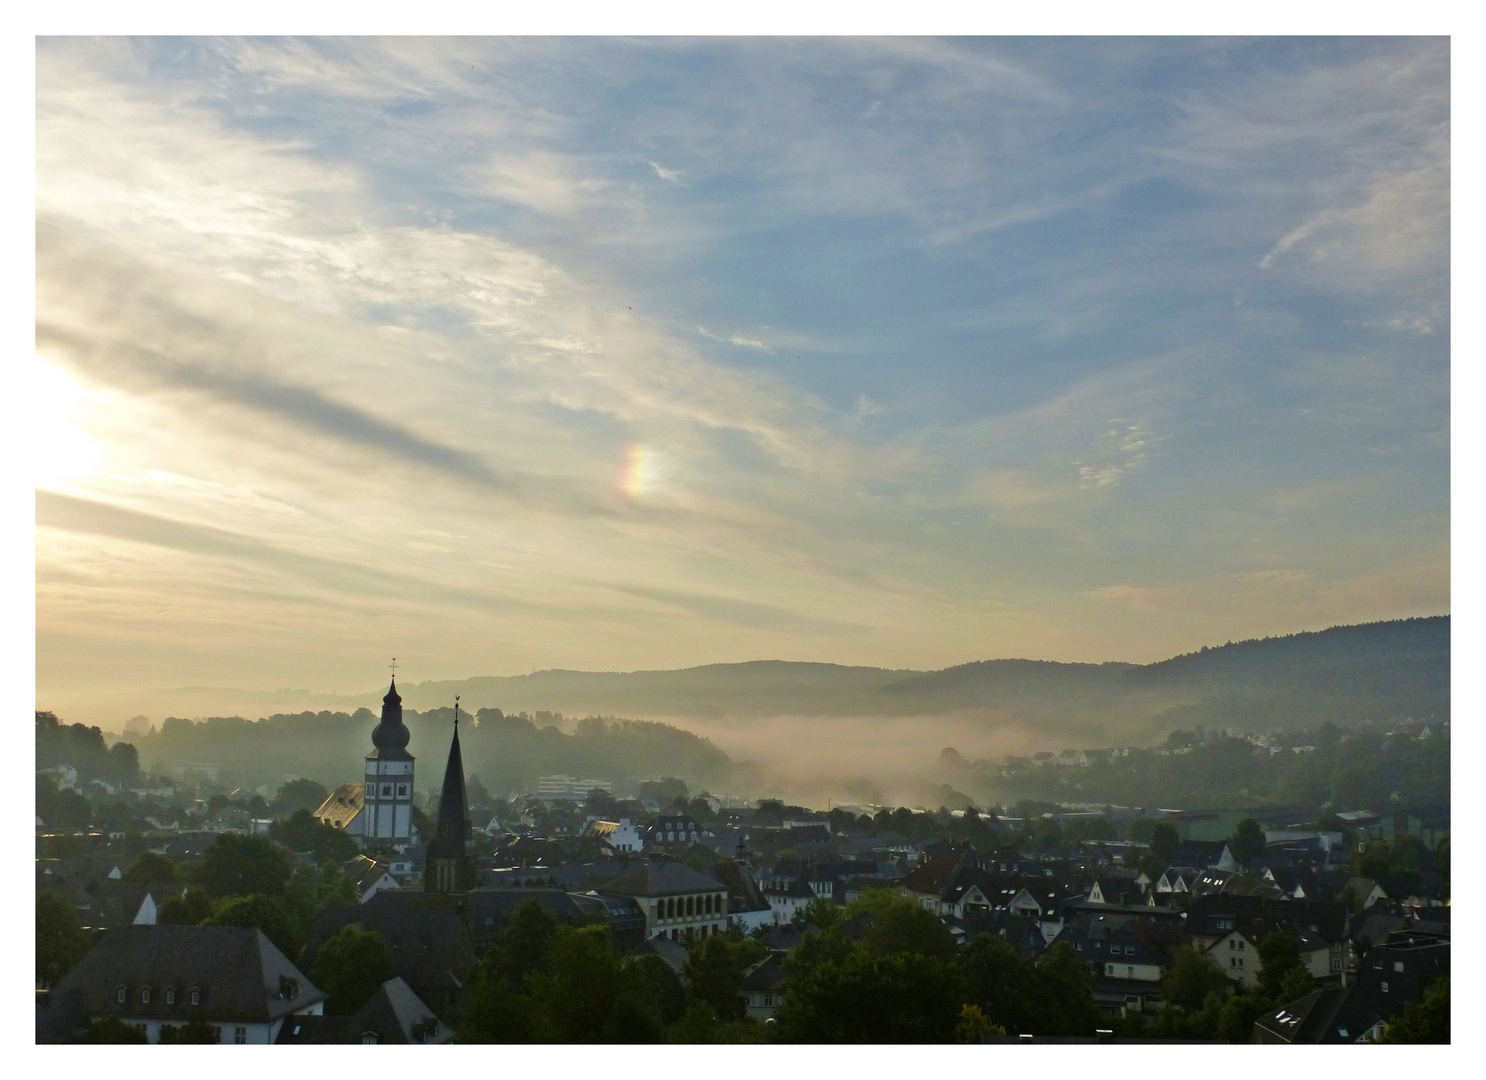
277,977 -> 450,1044
740,953 -> 787,992
602,861 -> 726,898
710,859 -> 771,913
897,853 -> 969,898
1253,984 -> 1398,1043
50,925 -> 324,1024
301,891 -> 477,999
632,934 -> 688,974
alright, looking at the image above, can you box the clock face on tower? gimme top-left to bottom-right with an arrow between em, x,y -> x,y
439,820 -> 455,838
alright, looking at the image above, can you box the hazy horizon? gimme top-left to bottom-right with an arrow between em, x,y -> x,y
37,38 -> 1448,708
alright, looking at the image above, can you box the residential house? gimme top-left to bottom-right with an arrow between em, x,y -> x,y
740,954 -> 788,1021
343,855 -> 400,904
42,925 -> 325,1044
646,815 -> 701,848
586,818 -> 646,853
276,977 -> 451,1044
300,891 -> 478,1026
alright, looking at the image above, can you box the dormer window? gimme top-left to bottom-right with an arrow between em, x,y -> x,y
116,986 -> 127,1004
165,987 -> 176,1005
140,987 -> 151,1004
189,987 -> 202,1006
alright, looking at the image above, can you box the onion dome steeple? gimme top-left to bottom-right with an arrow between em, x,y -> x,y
370,677 -> 412,758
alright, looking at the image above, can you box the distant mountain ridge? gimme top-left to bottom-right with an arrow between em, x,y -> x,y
45,617 -> 1448,745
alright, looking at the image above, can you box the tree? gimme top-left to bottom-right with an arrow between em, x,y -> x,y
157,886 -> 215,925
122,851 -> 177,886
194,833 -> 292,899
206,893 -> 299,959
481,900 -> 560,987
955,1004 -> 1003,1042
37,892 -> 90,987
158,1018 -> 219,1043
270,778 -> 330,818
1151,823 -> 1180,866
83,1016 -> 148,1043
959,933 -> 1041,1034
1256,929 -> 1304,999
622,953 -> 687,1025
776,946 -> 963,1043
1161,946 -> 1230,1012
860,894 -> 956,961
682,932 -> 766,1021
527,924 -> 621,1042
1230,818 -> 1266,865
1032,941 -> 1100,1036
1127,816 -> 1157,845
269,808 -> 360,865
1374,978 -> 1448,1043
310,926 -> 394,1014
106,742 -> 141,784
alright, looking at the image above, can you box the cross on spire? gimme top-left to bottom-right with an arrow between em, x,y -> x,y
389,657 -> 398,678
454,694 -> 460,727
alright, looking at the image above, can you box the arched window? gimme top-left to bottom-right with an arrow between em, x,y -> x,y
165,987 -> 176,1005
140,987 -> 151,1004
686,896 -> 694,917
116,986 -> 127,1004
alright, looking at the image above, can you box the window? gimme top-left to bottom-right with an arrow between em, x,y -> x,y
362,1033 -> 378,1044
381,783 -> 393,798
763,994 -> 774,1007
1380,981 -> 1389,994
1238,940 -> 1245,951
234,1026 -> 247,1044
211,1026 -> 221,1041
1107,964 -> 1115,976
397,784 -> 409,798
1127,966 -> 1135,978
140,987 -> 151,1004
1231,958 -> 1237,968
1332,959 -> 1342,972
116,986 -> 128,1004
190,988 -> 201,1006
1229,940 -> 1236,950
1393,961 -> 1404,973
165,987 -> 175,1005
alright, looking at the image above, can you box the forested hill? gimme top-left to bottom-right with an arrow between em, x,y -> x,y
47,616 -> 1448,756
130,709 -> 733,796
873,617 -> 1448,741
391,617 -> 1447,740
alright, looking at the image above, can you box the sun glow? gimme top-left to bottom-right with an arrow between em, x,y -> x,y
31,358 -> 105,490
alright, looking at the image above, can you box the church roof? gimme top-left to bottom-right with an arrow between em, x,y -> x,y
314,783 -> 365,831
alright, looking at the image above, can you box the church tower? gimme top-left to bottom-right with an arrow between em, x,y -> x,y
363,675 -> 416,848
424,698 -> 479,893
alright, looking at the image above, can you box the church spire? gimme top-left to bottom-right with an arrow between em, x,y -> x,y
424,696 -> 477,893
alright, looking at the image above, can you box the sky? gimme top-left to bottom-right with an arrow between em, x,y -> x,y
34,36 -> 1450,702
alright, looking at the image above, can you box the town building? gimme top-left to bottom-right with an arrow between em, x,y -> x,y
42,925 -> 325,1043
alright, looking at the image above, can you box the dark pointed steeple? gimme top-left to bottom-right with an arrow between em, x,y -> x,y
424,697 -> 478,893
